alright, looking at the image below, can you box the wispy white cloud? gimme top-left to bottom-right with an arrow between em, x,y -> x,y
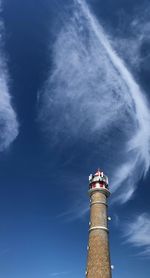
0,3 -> 19,151
123,213 -> 150,256
112,1 -> 150,72
77,0 -> 150,202
0,72 -> 19,151
57,203 -> 89,222
39,0 -> 150,205
49,271 -> 70,277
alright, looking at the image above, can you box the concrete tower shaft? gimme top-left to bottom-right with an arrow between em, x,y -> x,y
86,170 -> 112,278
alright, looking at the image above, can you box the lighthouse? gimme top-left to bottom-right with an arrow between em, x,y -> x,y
86,170 -> 112,278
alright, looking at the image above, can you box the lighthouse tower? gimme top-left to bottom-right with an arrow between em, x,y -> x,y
86,170 -> 112,278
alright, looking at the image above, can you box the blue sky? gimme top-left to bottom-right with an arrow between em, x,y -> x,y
0,0 -> 150,277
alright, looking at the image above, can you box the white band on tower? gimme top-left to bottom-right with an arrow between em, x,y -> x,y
90,201 -> 107,206
89,226 -> 109,232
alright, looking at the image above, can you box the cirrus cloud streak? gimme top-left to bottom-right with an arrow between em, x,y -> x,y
123,213 -> 150,256
39,0 -> 150,204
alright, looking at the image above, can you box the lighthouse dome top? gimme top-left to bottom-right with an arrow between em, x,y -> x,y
89,170 -> 108,185
88,170 -> 110,196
